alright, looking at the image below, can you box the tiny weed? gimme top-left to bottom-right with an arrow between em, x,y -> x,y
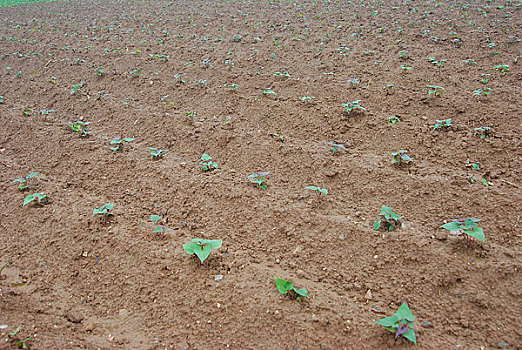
493,64 -> 509,73
376,302 -> 417,344
93,203 -> 113,216
68,120 -> 91,137
305,186 -> 328,196
426,85 -> 444,96
183,238 -> 222,264
70,82 -> 84,95
474,125 -> 492,138
301,96 -> 315,102
147,147 -> 168,159
199,154 -> 218,171
391,150 -> 413,165
262,88 -> 277,96
11,171 -> 39,191
373,205 -> 403,231
328,141 -> 346,154
247,172 -> 270,190
387,116 -> 401,124
275,277 -> 308,300
110,136 -> 135,151
272,132 -> 285,142
473,87 -> 491,96
433,119 -> 452,131
15,336 -> 32,349
342,100 -> 366,113
224,83 -> 239,89
23,192 -> 48,207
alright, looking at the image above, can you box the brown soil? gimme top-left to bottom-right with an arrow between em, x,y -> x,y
1,0 -> 521,349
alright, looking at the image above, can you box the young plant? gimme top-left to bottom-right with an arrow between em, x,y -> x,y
199,154 -> 218,171
376,302 -> 417,344
11,171 -> 39,191
342,100 -> 366,113
474,126 -> 492,139
328,141 -> 346,154
247,172 -> 270,190
93,203 -> 114,216
373,205 -> 403,231
400,64 -> 412,71
224,83 -> 239,89
110,136 -> 135,151
272,132 -> 285,142
391,150 -> 413,165
426,85 -> 444,96
275,277 -> 308,300
433,119 -> 452,131
493,64 -> 509,73
70,82 -> 84,95
305,186 -> 328,196
149,215 -> 172,238
183,238 -> 222,264
68,120 -> 91,137
473,87 -> 491,96
347,77 -> 360,88
301,96 -> 315,102
147,147 -> 168,159
16,337 -> 32,349
262,88 -> 277,96
387,116 -> 401,124
23,192 -> 48,207
440,217 -> 485,246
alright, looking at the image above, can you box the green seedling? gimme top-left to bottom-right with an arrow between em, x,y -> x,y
305,186 -> 328,196
247,172 -> 270,190
183,238 -> 222,264
224,83 -> 239,89
463,58 -> 477,65
376,302 -> 417,344
428,57 -> 447,67
400,64 -> 411,71
110,136 -> 135,151
301,96 -> 315,102
473,87 -> 491,96
0,262 -> 7,274
93,203 -> 113,216
262,88 -> 277,96
328,141 -> 346,154
441,217 -> 485,246
433,119 -> 452,131
173,73 -> 186,84
383,83 -> 396,95
275,277 -> 308,300
199,153 -> 218,171
347,78 -> 360,88
273,71 -> 290,78
95,68 -> 104,77
147,147 -> 168,159
153,225 -> 172,238
68,120 -> 91,137
70,82 -> 84,95
426,85 -> 444,96
373,205 -> 403,231
150,215 -> 162,222
11,172 -> 39,191
474,125 -> 492,138
273,132 -> 285,142
387,116 -> 401,124
343,100 -> 366,113
398,50 -> 410,59
493,64 -> 509,73
22,108 -> 31,117
0,95 -> 3,104
129,68 -> 143,77
15,336 -> 31,349
23,192 -> 48,207
391,150 -> 413,165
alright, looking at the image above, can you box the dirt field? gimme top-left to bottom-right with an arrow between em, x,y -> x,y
0,0 -> 521,349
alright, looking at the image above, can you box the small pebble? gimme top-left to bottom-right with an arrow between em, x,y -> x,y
422,321 -> 433,328
497,343 -> 509,348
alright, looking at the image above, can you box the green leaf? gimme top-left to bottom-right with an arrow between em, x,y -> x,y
293,287 -> 309,298
318,188 -> 328,195
110,146 -> 120,151
305,186 -> 319,191
403,328 -> 417,344
380,205 -> 393,216
194,244 -> 213,263
465,227 -> 485,242
275,277 -> 293,294
23,194 -> 34,206
26,172 -> 39,179
104,203 -> 114,210
123,137 -> 135,142
441,222 -> 462,231
150,215 -> 162,222
373,219 -> 381,231
395,302 -> 415,322
11,177 -> 24,184
376,316 -> 398,328
201,153 -> 212,161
